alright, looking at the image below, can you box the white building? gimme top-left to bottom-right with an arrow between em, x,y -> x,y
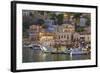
80,33 -> 91,43
56,32 -> 72,41
54,24 -> 75,33
54,32 -> 73,46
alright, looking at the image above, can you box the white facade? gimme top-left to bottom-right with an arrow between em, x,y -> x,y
55,32 -> 73,41
80,34 -> 91,42
54,24 -> 75,32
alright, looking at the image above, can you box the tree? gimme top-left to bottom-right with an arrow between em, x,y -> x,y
73,13 -> 82,25
84,14 -> 91,26
56,14 -> 64,25
76,27 -> 84,32
37,19 -> 44,26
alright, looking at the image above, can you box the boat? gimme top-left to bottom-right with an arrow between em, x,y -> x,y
51,51 -> 70,54
50,48 -> 71,54
70,48 -> 89,55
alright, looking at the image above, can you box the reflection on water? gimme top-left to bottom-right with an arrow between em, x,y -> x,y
22,47 -> 91,63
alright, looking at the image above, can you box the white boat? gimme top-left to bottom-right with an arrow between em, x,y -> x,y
70,48 -> 88,55
24,44 -> 47,51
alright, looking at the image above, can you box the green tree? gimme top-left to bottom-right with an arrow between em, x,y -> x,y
37,19 -> 44,26
76,27 -> 84,32
84,14 -> 91,26
56,14 -> 64,25
73,13 -> 82,25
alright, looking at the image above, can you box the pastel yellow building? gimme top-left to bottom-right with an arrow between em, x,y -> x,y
29,25 -> 44,41
39,32 -> 55,46
63,24 -> 75,32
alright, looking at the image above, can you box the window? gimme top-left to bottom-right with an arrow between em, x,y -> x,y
61,35 -> 63,38
67,35 -> 69,39
64,35 -> 66,38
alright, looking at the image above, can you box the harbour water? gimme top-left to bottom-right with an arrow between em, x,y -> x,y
23,47 -> 91,63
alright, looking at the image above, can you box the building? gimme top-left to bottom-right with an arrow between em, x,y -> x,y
53,24 -> 75,47
79,16 -> 87,27
39,32 -> 55,46
29,25 -> 44,42
56,32 -> 72,41
62,24 -> 75,32
80,32 -> 91,43
55,32 -> 73,46
63,13 -> 69,24
73,32 -> 80,41
84,26 -> 91,33
54,24 -> 75,33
